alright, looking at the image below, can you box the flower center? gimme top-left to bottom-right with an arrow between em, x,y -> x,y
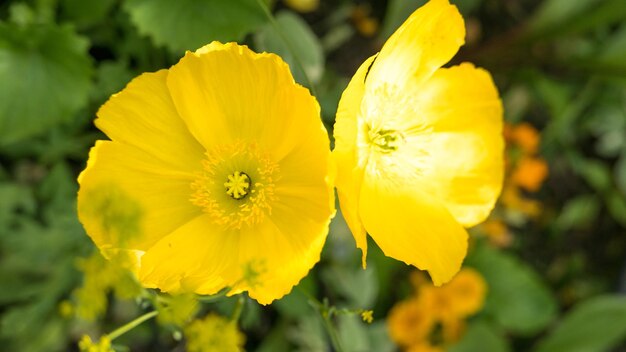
225,171 -> 250,200
190,141 -> 279,229
368,127 -> 404,153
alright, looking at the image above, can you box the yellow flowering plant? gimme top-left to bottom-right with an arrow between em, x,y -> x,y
77,42 -> 335,305
333,0 -> 503,285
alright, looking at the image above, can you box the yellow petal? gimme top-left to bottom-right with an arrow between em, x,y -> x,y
411,63 -> 504,226
77,141 -> 202,253
167,42 -> 313,162
228,203 -> 330,304
333,55 -> 377,267
359,172 -> 468,285
366,0 -> 464,90
138,214 -> 233,294
96,70 -> 205,172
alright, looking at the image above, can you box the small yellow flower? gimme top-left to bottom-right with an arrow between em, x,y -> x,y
78,335 -> 114,352
387,298 -> 434,347
77,42 -> 335,304
512,156 -> 549,192
284,0 -> 319,13
333,0 -> 503,285
73,251 -> 141,320
361,309 -> 374,323
157,293 -> 198,327
185,314 -> 245,352
58,300 -> 74,318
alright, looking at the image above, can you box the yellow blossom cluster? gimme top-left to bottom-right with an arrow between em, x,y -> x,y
387,269 -> 487,351
184,313 -> 246,352
78,335 -> 114,352
71,251 -> 142,321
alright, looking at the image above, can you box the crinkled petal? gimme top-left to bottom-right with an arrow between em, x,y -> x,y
366,0 -> 464,90
138,215 -> 233,294
95,70 -> 205,172
332,55 -> 377,267
228,203 -> 330,304
410,63 -> 504,226
77,141 -> 202,254
167,42 -> 313,162
359,171 -> 468,286
139,203 -> 330,305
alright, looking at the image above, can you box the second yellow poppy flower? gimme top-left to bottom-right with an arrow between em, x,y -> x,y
333,0 -> 504,285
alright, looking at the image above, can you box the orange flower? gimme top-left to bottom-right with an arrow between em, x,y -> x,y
501,184 -> 542,217
480,219 -> 513,247
387,298 -> 435,347
351,4 -> 379,37
512,122 -> 540,154
512,157 -> 549,192
443,268 -> 487,317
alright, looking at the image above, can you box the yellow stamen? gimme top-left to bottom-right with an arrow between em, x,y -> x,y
190,141 -> 279,229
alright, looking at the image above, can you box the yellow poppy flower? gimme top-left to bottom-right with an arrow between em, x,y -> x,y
77,42 -> 335,304
333,0 -> 503,285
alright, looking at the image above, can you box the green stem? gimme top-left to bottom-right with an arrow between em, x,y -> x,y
230,295 -> 245,322
254,0 -> 318,96
107,311 -> 158,341
321,304 -> 345,352
297,288 -> 344,352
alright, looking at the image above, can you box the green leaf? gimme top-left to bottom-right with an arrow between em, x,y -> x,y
569,155 -> 612,193
254,10 -> 324,86
0,182 -> 35,229
0,22 -> 93,146
379,0 -> 426,40
535,296 -> 626,352
555,194 -> 600,231
605,192 -> 626,227
59,0 -> 117,28
528,0 -> 601,35
92,60 -> 135,103
321,265 -> 378,308
368,321 -> 395,352
616,151 -> 626,197
338,315 -> 369,352
466,244 -> 557,335
449,321 -> 510,352
123,0 -> 267,52
595,24 -> 626,72
273,275 -> 317,319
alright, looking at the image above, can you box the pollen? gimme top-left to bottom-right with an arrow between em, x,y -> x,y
225,171 -> 250,200
190,141 -> 279,229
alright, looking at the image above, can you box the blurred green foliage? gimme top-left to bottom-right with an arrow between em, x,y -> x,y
0,0 -> 625,351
